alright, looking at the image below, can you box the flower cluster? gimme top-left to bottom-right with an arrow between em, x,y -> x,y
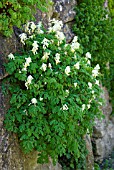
32,41 -> 39,55
71,36 -> 80,52
25,75 -> 33,89
19,33 -> 27,45
8,53 -> 15,60
5,19 -> 103,166
22,57 -> 32,71
92,64 -> 100,77
48,18 -> 63,32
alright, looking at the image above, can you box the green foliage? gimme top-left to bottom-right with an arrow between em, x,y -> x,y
58,140 -> 87,170
108,0 -> 114,114
0,0 -> 52,37
94,163 -> 101,170
4,19 -> 103,166
109,0 -> 114,18
73,0 -> 114,82
73,0 -> 114,115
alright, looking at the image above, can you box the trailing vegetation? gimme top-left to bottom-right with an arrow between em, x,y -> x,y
3,19 -> 103,169
73,0 -> 114,114
0,0 -> 52,36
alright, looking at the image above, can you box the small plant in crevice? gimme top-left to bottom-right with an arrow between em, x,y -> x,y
4,19 -> 103,166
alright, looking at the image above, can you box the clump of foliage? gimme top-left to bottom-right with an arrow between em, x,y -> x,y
73,0 -> 114,116
73,0 -> 114,86
4,19 -> 103,168
0,0 -> 52,37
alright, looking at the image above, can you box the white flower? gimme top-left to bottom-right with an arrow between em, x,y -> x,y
23,57 -> 32,69
66,90 -> 69,94
72,36 -> 78,43
95,80 -> 99,86
55,53 -> 61,65
32,41 -> 38,48
95,64 -> 100,70
62,104 -> 69,110
71,42 -> 80,52
42,52 -> 50,60
92,69 -> 99,77
40,63 -> 47,71
65,66 -> 70,76
89,99 -> 92,103
30,22 -> 36,32
74,82 -> 77,87
42,38 -> 50,49
31,98 -> 37,104
92,90 -> 94,94
88,82 -> 92,88
92,64 -> 100,77
87,60 -> 91,65
8,53 -> 15,60
29,35 -> 35,39
105,14 -> 108,19
55,31 -> 65,42
87,104 -> 91,109
32,47 -> 38,55
39,97 -> 43,101
24,22 -> 36,33
25,75 -> 33,89
74,42 -> 80,49
24,22 -> 30,33
82,104 -> 86,111
31,41 -> 38,55
19,33 -> 27,45
48,63 -> 52,69
85,52 -> 91,59
65,90 -> 69,97
48,19 -> 63,32
55,72 -> 58,74
22,67 -> 27,71
27,75 -> 33,84
25,57 -> 32,64
74,62 -> 80,69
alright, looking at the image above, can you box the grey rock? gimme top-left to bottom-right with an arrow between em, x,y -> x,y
53,0 -> 76,23
92,87 -> 114,162
84,135 -> 94,170
62,24 -> 74,42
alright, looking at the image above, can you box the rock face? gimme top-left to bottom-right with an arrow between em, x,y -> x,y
92,87 -> 114,162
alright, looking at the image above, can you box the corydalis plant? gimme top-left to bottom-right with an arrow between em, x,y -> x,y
4,19 -> 103,166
